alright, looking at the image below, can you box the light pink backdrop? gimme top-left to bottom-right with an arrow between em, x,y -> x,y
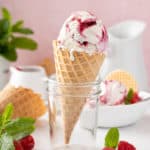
1,0 -> 150,83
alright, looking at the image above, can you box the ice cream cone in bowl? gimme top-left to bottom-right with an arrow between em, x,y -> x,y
51,11 -> 108,145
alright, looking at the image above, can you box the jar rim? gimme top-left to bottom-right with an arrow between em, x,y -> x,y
47,79 -> 101,87
47,75 -> 101,98
47,74 -> 101,88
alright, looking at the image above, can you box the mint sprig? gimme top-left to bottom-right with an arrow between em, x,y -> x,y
0,103 -> 13,135
5,118 -> 35,140
124,88 -> 134,105
105,128 -> 119,148
0,103 -> 35,150
0,7 -> 37,62
0,133 -> 14,150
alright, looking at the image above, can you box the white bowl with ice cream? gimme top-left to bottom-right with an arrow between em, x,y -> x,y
79,80 -> 150,128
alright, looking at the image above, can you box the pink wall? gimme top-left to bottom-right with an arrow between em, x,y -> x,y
1,0 -> 150,80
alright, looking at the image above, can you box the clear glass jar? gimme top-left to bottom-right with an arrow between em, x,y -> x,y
48,76 -> 101,149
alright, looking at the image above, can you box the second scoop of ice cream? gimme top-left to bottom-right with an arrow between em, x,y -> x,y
58,11 -> 108,60
100,80 -> 127,105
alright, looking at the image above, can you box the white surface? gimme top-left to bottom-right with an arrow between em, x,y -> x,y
54,145 -> 98,150
80,91 -> 150,128
33,110 -> 150,150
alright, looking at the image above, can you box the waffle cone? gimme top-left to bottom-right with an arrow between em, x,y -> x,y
0,85 -> 47,119
39,58 -> 55,76
53,40 -> 105,143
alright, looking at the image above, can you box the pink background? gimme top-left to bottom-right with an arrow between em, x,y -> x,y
0,0 -> 150,82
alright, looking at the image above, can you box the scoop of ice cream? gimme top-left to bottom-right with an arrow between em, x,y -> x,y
58,11 -> 108,59
100,80 -> 127,105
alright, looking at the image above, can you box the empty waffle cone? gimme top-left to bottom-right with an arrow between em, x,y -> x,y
0,85 -> 47,119
39,57 -> 55,76
53,40 -> 105,144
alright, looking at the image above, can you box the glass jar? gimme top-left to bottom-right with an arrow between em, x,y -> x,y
48,76 -> 101,149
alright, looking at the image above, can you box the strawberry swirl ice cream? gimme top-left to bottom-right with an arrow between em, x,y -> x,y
100,80 -> 127,105
57,11 -> 108,60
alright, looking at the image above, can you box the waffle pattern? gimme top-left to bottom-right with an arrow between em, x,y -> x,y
0,85 -> 47,119
53,41 -> 105,83
53,40 -> 105,144
105,69 -> 138,91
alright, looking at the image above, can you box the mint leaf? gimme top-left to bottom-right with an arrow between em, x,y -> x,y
125,88 -> 134,105
0,44 -> 17,61
0,133 -> 15,150
0,8 -> 37,62
0,19 -> 10,34
13,27 -> 33,34
0,103 -> 13,135
0,115 -> 3,133
0,104 -> 35,150
1,103 -> 13,126
105,128 -> 119,148
12,20 -> 23,30
2,8 -> 11,21
5,118 -> 35,140
12,37 -> 37,50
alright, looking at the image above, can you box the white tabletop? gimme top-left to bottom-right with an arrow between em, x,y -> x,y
33,110 -> 150,150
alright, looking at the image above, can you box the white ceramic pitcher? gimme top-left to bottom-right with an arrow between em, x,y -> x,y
9,66 -> 48,101
100,20 -> 149,91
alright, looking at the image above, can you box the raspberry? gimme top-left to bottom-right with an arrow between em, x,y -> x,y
14,141 -> 23,150
131,92 -> 141,104
19,135 -> 35,150
118,141 -> 136,150
102,147 -> 115,150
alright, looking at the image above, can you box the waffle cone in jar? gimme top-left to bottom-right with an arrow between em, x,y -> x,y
0,85 -> 46,119
53,40 -> 105,144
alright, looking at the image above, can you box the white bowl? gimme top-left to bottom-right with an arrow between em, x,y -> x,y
79,91 -> 150,128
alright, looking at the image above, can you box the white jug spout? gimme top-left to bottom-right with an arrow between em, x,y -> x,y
9,66 -> 22,74
108,20 -> 146,41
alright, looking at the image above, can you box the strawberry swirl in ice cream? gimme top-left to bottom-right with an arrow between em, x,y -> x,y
100,80 -> 127,105
57,11 -> 108,60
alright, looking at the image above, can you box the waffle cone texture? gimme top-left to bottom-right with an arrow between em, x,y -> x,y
0,85 -> 47,119
53,40 -> 105,144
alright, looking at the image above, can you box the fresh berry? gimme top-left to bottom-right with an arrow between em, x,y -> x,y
102,147 -> 115,150
14,141 -> 23,150
125,89 -> 141,104
131,92 -> 141,104
118,141 -> 136,150
19,135 -> 35,150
